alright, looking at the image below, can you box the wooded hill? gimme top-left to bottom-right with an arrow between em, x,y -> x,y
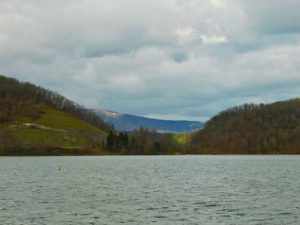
190,99 -> 300,154
1,75 -> 300,155
0,75 -> 110,131
0,75 -> 111,155
0,75 -> 181,155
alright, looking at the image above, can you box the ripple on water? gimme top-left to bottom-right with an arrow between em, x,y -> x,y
0,155 -> 300,225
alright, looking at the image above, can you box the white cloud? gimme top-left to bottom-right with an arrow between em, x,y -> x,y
210,0 -> 226,8
176,26 -> 197,44
200,34 -> 227,44
109,73 -> 147,94
1,0 -> 300,121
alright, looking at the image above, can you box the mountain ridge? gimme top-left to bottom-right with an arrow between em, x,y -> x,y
92,109 -> 204,133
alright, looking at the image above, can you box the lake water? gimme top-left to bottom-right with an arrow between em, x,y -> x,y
0,156 -> 300,225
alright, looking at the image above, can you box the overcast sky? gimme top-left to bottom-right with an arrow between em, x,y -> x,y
1,0 -> 300,121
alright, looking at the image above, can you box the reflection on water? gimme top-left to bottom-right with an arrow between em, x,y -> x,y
0,155 -> 300,225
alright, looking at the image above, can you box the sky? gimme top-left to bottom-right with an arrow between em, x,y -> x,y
1,0 -> 300,121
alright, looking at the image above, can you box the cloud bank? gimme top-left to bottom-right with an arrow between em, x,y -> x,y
1,0 -> 300,121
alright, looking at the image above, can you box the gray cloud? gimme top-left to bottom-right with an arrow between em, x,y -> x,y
172,51 -> 189,63
240,0 -> 300,35
1,0 -> 300,121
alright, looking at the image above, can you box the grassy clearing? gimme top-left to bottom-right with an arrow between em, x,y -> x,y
2,104 -> 107,150
174,133 -> 189,144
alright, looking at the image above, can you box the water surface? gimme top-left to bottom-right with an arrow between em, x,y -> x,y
0,155 -> 300,224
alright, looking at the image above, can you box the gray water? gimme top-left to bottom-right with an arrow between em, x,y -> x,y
0,156 -> 300,225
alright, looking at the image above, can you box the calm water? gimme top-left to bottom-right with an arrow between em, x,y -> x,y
0,156 -> 300,225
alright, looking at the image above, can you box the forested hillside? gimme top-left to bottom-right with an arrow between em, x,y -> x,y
190,99 -> 300,154
1,75 -> 300,155
0,75 -> 181,155
0,75 -> 111,155
0,75 -> 110,131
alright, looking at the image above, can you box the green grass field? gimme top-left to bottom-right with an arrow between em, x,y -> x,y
1,104 -> 107,152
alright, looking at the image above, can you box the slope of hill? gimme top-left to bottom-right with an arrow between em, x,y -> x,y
92,109 -> 204,133
3,75 -> 299,155
0,75 -> 109,155
190,99 -> 300,154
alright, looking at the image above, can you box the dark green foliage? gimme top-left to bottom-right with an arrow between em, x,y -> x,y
106,127 -> 180,155
106,131 -> 115,151
191,99 -> 300,154
0,146 -> 109,156
106,131 -> 129,151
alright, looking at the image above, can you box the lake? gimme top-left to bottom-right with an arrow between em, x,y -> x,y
0,155 -> 299,225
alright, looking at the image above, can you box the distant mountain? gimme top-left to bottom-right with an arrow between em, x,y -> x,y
92,109 -> 204,133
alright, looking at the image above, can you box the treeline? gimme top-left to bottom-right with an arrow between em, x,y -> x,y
0,75 -> 111,132
190,99 -> 300,154
0,146 -> 108,156
0,75 -> 183,155
105,127 -> 183,155
3,75 -> 300,155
